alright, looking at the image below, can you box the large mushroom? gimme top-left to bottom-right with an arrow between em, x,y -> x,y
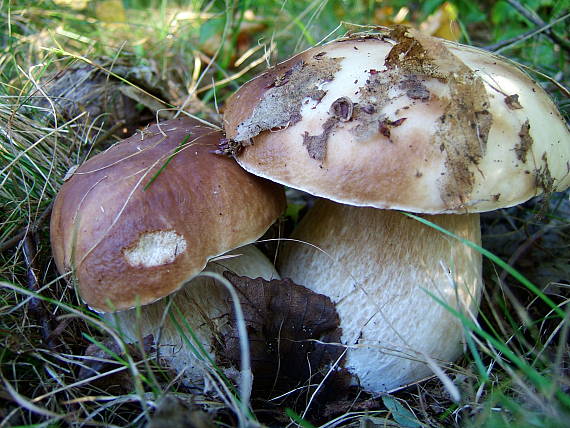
222,27 -> 570,392
50,116 -> 286,382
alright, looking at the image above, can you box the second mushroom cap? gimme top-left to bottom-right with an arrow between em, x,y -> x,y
51,116 -> 285,312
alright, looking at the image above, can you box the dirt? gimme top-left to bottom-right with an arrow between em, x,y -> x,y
302,117 -> 338,161
386,27 -> 493,208
515,120 -> 533,163
505,93 -> 523,110
351,26 -> 494,209
232,55 -> 343,142
535,152 -> 554,193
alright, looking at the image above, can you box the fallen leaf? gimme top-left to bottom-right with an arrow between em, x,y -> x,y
419,2 -> 461,42
218,273 -> 344,396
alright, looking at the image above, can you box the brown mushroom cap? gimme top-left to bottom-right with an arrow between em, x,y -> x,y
224,27 -> 570,213
51,117 -> 285,312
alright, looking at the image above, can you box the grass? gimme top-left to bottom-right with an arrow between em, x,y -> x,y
1,0 -> 569,426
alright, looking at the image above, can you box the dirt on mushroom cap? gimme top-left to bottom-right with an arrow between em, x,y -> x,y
224,26 -> 570,213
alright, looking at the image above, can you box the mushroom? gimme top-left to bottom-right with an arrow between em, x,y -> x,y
50,116 -> 286,382
222,27 -> 570,392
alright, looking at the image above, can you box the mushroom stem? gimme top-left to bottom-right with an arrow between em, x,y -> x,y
278,199 -> 482,393
107,245 -> 279,386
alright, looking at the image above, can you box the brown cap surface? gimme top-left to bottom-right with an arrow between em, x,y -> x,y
51,116 -> 285,311
224,27 -> 570,213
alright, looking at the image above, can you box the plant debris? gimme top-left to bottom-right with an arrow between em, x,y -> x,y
505,93 -> 523,109
215,137 -> 244,157
232,56 -> 343,142
302,117 -> 337,161
329,97 -> 354,121
218,272 -> 344,396
34,60 -> 164,139
378,117 -> 407,139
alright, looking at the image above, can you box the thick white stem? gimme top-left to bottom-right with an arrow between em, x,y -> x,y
278,200 -> 482,393
107,245 -> 279,385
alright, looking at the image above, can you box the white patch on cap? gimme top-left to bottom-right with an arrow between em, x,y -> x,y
123,230 -> 187,268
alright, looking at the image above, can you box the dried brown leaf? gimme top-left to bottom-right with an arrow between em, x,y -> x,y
218,272 -> 344,395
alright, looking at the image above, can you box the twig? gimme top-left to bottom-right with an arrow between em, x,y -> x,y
507,0 -> 546,26
0,201 -> 54,252
505,0 -> 570,52
486,27 -> 545,52
485,13 -> 570,53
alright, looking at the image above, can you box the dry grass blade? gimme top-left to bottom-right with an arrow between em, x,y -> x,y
1,373 -> 63,420
197,271 -> 253,428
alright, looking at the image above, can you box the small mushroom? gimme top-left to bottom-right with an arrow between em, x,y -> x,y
50,116 -> 286,381
223,28 -> 570,392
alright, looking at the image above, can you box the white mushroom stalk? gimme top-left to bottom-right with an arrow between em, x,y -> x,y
278,201 -> 481,392
222,26 -> 570,392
